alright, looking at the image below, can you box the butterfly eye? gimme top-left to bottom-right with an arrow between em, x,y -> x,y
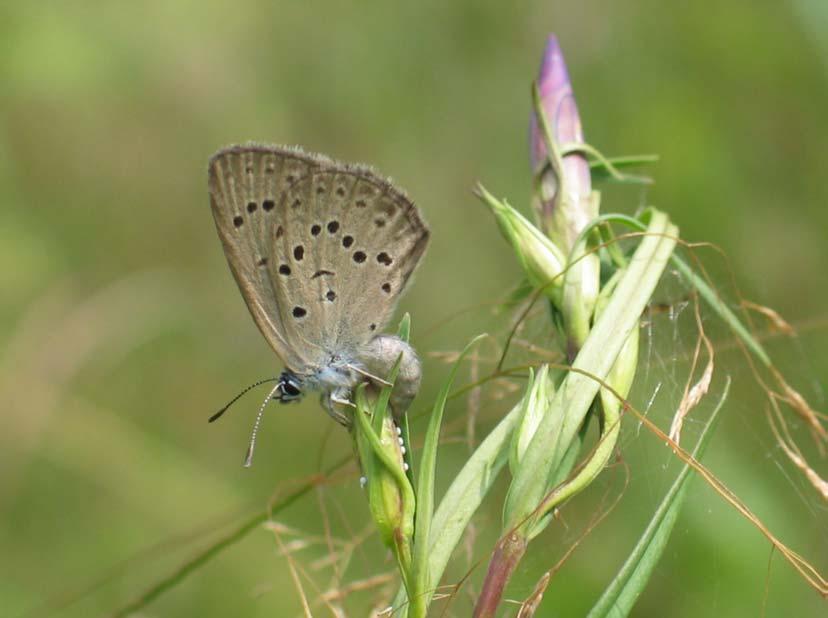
283,381 -> 301,398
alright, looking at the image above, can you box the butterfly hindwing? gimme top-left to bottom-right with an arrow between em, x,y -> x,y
278,167 -> 429,356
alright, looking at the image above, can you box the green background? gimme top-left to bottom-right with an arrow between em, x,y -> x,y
2,2 -> 826,616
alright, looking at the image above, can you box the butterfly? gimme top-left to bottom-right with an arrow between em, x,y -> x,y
208,144 -> 429,461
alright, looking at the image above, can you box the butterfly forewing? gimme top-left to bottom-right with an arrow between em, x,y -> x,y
209,145 -> 332,370
209,144 -> 429,377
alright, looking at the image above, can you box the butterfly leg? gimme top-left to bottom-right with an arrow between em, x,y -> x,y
320,388 -> 355,426
330,393 -> 356,408
345,364 -> 393,387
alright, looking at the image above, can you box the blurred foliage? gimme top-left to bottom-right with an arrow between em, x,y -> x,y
2,2 -> 826,617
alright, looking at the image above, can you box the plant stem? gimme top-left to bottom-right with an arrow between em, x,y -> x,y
473,531 -> 528,618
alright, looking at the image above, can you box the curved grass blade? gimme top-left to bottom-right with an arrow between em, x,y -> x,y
670,257 -> 770,366
559,142 -> 656,185
587,153 -> 659,184
397,312 -> 412,343
586,378 -> 730,618
573,212 -> 771,368
410,334 -> 488,614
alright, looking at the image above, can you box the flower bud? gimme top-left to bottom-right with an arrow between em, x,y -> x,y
510,365 -> 556,474
365,413 -> 414,547
477,184 -> 566,302
529,34 -> 594,249
352,390 -> 415,552
529,35 -> 601,353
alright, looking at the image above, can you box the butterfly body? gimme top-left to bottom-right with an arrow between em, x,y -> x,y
209,144 -> 428,426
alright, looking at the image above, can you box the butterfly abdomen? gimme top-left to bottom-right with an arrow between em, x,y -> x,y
356,335 -> 422,420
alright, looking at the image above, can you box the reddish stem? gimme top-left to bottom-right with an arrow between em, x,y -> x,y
473,531 -> 528,618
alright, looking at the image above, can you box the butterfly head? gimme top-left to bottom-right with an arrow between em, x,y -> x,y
275,370 -> 304,403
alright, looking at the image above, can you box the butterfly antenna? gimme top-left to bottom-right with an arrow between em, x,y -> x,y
243,382 -> 282,467
208,378 -> 280,423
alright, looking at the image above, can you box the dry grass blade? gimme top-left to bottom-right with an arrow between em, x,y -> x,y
677,240 -> 828,464
669,293 -> 714,444
515,571 -> 551,618
628,403 -> 828,596
265,522 -> 314,618
767,400 -> 828,500
741,300 -> 796,336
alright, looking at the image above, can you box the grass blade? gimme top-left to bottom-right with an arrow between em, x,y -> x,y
411,334 -> 487,612
392,398 -> 524,616
670,256 -> 770,366
586,378 -> 730,618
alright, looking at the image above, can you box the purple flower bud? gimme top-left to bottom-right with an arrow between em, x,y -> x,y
529,35 -> 592,247
529,35 -> 600,354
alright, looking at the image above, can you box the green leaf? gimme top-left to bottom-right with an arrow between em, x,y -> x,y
588,154 -> 659,184
671,257 -> 770,366
410,334 -> 488,616
370,359 -> 398,434
587,378 -> 730,618
574,213 -> 771,368
397,312 -> 412,343
391,394 -> 524,616
496,278 -> 535,313
588,153 -> 660,170
559,142 -> 657,185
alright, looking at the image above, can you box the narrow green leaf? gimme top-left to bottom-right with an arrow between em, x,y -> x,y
588,154 -> 659,184
428,400 -> 521,582
588,153 -> 660,171
671,257 -> 770,366
392,397 -> 524,616
496,278 -> 535,313
573,212 -> 771,368
399,412 -> 415,487
587,378 -> 730,618
371,367 -> 396,433
559,142 -> 656,185
411,334 -> 488,611
398,312 -> 412,343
